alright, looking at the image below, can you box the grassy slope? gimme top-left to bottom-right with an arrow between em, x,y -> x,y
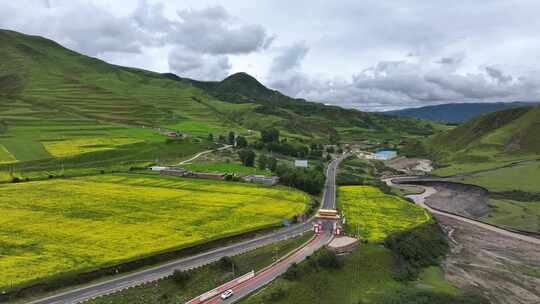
86,232 -> 314,304
427,107 -> 540,231
0,29 -> 440,175
454,162 -> 540,232
241,245 -> 459,304
188,72 -> 440,142
482,198 -> 540,232
0,173 -> 308,290
0,29 -> 246,168
429,106 -> 540,176
460,161 -> 540,193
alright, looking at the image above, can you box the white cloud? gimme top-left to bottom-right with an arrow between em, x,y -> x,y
2,0 -> 540,110
168,47 -> 231,81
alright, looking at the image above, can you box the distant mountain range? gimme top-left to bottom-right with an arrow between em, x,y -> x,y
383,102 -> 539,123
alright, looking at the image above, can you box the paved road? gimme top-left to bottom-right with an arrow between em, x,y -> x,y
385,177 -> 540,246
321,154 -> 346,210
322,158 -> 339,209
28,156 -> 342,304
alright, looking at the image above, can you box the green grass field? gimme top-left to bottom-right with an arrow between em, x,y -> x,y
87,232 -> 314,304
0,174 -> 309,290
182,162 -> 270,175
338,186 -> 431,241
482,198 -> 540,232
459,162 -> 540,193
0,144 -> 16,164
241,244 -> 458,304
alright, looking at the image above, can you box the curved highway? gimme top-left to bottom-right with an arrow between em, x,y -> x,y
28,157 -> 343,304
385,177 -> 540,246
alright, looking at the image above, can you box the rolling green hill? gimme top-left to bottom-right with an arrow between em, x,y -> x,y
187,72 -> 439,141
0,28 -> 436,178
428,105 -> 540,175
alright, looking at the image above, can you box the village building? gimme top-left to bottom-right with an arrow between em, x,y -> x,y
160,168 -> 188,177
294,160 -> 309,168
243,175 -> 280,186
148,166 -> 169,171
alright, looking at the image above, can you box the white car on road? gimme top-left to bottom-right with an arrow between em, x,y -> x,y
220,289 -> 234,300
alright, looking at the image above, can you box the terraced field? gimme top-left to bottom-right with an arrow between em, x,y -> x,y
338,186 -> 431,241
0,174 -> 309,291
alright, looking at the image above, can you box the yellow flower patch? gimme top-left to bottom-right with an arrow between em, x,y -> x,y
0,174 -> 308,290
338,186 -> 431,242
42,137 -> 142,158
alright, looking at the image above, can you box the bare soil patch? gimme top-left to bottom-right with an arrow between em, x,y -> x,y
436,214 -> 540,304
387,157 -> 433,175
420,181 -> 491,218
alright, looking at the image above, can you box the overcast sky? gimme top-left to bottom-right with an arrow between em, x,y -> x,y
2,0 -> 540,110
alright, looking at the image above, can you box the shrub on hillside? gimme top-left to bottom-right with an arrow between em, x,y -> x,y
377,289 -> 489,304
315,248 -> 343,269
238,149 -> 256,167
384,222 -> 448,281
171,269 -> 191,286
217,256 -> 236,271
283,263 -> 300,280
263,287 -> 288,301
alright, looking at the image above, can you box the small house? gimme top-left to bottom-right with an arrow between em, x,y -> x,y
243,175 -> 280,186
294,160 -> 308,168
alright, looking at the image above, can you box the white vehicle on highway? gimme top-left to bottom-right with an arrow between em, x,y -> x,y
220,289 -> 234,300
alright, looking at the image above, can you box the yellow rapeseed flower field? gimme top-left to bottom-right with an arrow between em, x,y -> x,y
338,185 -> 431,242
42,137 -> 142,157
0,174 -> 308,290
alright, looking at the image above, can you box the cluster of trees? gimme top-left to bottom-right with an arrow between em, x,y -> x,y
256,128 -> 324,159
210,131 -> 248,148
384,222 -> 448,281
257,154 -> 278,171
398,139 -> 430,158
283,248 -> 342,281
238,150 -> 256,167
237,149 -> 278,171
275,163 -> 325,194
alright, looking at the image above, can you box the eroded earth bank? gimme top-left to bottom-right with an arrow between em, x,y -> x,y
393,180 -> 540,304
